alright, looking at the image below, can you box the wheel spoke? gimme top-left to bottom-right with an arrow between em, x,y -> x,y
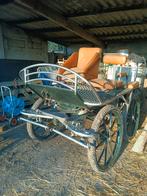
110,119 -> 116,130
126,97 -> 140,137
89,105 -> 123,172
104,143 -> 108,164
107,140 -> 113,155
97,146 -> 105,162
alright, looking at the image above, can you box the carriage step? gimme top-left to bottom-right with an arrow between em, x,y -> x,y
20,117 -> 89,148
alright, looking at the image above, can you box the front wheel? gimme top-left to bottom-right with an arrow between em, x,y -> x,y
88,105 -> 124,172
27,98 -> 61,141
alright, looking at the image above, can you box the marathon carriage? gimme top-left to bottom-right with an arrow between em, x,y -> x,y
19,48 -> 146,172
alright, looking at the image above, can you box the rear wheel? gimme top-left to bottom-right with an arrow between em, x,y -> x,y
88,105 -> 124,172
27,98 -> 62,141
126,96 -> 140,138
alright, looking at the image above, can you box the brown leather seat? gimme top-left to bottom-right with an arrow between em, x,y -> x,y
57,51 -> 128,91
57,47 -> 102,80
90,53 -> 128,90
57,52 -> 78,75
103,53 -> 127,65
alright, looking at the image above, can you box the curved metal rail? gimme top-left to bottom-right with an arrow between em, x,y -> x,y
19,63 -> 102,106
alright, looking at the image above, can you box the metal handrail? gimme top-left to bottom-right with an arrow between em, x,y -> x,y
19,63 -> 102,105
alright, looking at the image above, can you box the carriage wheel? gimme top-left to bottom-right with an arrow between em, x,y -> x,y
88,105 -> 124,172
27,98 -> 63,141
126,96 -> 140,139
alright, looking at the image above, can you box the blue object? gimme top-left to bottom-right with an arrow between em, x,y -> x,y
2,96 -> 25,116
39,73 -> 53,85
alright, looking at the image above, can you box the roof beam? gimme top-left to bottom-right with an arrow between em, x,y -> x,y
15,0 -> 103,47
8,17 -> 46,24
26,20 -> 147,34
28,27 -> 65,33
47,31 -> 147,41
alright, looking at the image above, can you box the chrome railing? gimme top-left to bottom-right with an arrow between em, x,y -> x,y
19,63 -> 102,106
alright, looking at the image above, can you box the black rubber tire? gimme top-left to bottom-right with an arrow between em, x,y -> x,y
126,96 -> 141,139
88,105 -> 124,172
27,98 -> 56,141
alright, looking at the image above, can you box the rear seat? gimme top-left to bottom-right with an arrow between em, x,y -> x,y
90,53 -> 139,90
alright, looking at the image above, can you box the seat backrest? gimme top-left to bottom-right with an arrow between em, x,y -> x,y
57,52 -> 78,75
104,53 -> 132,84
77,48 -> 102,72
103,53 -> 127,65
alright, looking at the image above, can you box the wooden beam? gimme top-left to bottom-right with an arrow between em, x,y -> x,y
14,0 -> 103,47
25,21 -> 147,34
29,27 -> 65,33
44,30 -> 147,41
9,17 -> 46,24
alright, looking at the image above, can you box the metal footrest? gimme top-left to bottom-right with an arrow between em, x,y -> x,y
21,109 -> 96,138
20,117 -> 88,148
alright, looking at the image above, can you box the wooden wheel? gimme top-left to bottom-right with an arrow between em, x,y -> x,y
27,98 -> 63,141
126,96 -> 140,138
88,105 -> 124,172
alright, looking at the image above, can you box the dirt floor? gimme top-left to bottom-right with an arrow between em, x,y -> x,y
0,87 -> 147,196
0,126 -> 147,196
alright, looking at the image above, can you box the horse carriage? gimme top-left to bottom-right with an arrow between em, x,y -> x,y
19,48 -> 146,172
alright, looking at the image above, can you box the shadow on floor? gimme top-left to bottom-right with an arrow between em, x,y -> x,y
0,124 -> 28,156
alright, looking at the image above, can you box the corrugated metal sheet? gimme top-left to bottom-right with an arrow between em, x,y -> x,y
0,0 -> 147,45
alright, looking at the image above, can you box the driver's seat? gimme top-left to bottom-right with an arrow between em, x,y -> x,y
57,47 -> 102,80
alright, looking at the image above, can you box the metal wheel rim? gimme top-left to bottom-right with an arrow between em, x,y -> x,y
95,110 -> 122,169
126,99 -> 140,138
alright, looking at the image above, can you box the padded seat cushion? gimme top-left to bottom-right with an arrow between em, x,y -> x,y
103,53 -> 127,65
63,68 -> 85,79
90,79 -> 124,90
63,67 -> 98,80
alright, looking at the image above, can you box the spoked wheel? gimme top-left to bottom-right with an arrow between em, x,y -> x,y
27,98 -> 63,141
88,105 -> 124,172
126,96 -> 141,139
